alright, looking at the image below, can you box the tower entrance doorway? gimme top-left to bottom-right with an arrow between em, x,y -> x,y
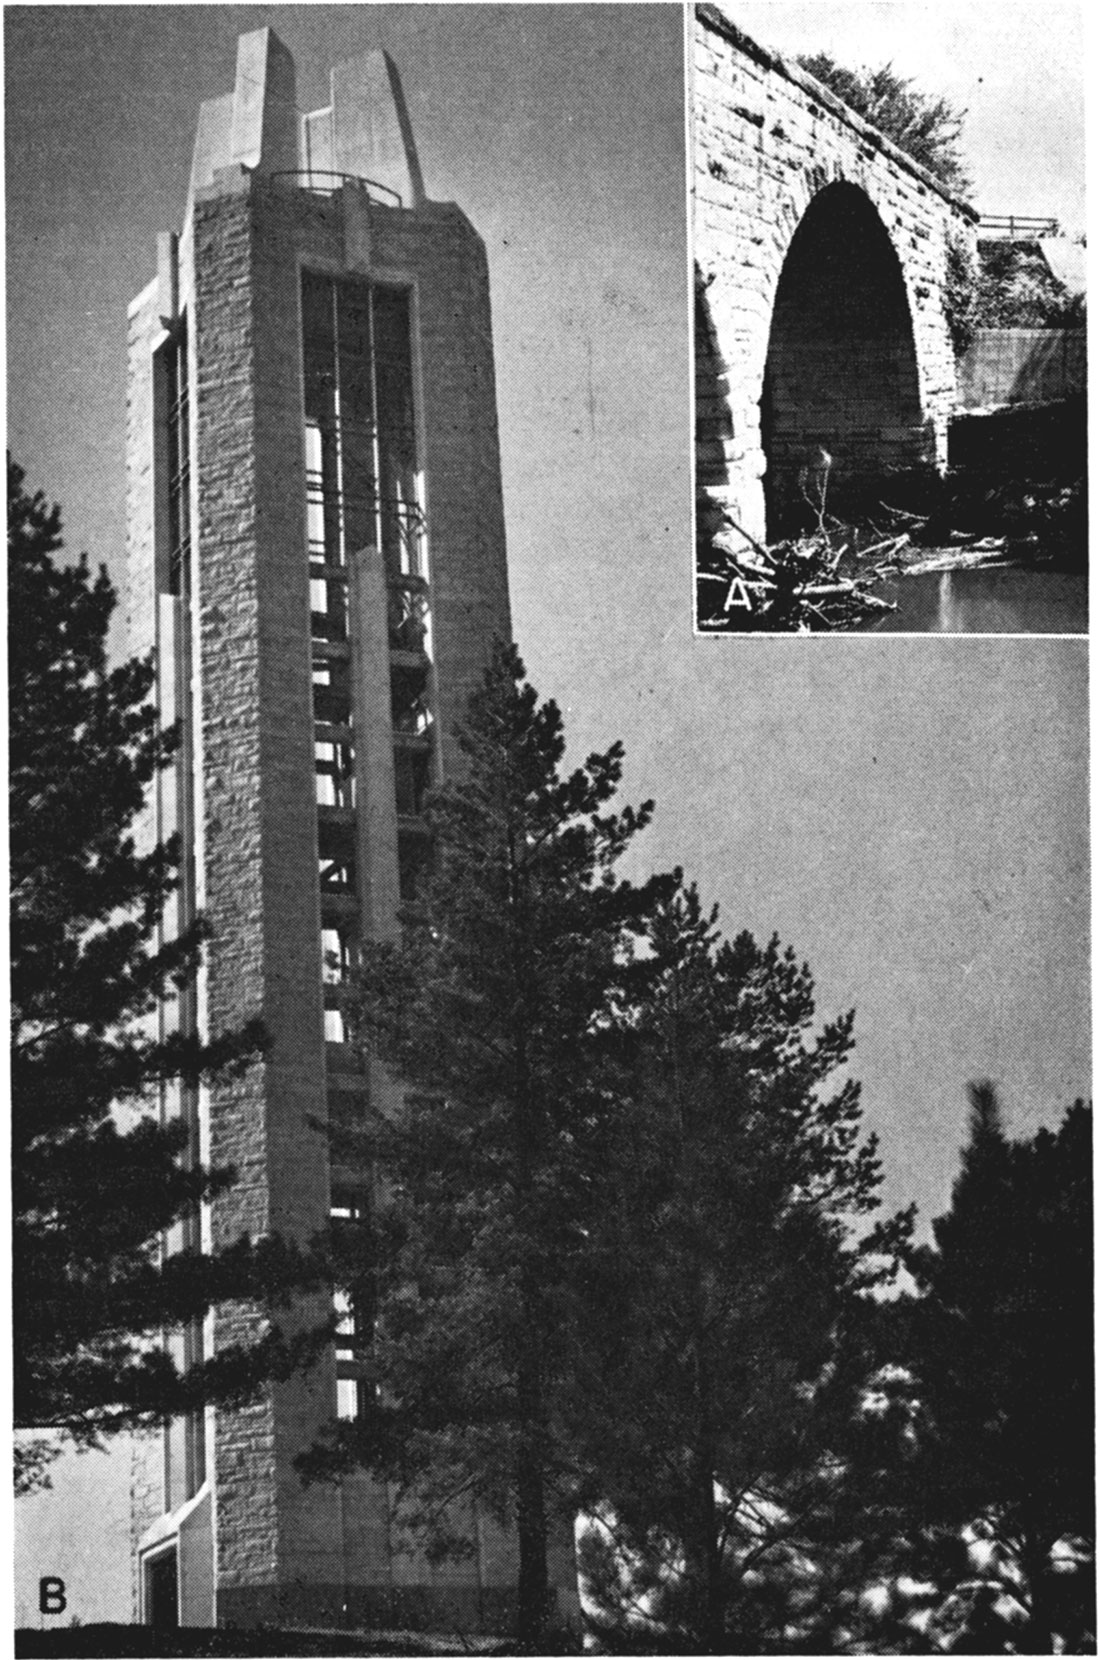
144,1546 -> 179,1628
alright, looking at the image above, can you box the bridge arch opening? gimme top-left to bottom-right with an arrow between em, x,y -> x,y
762,182 -> 927,537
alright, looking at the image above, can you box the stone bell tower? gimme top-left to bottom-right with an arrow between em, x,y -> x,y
126,27 -> 527,1631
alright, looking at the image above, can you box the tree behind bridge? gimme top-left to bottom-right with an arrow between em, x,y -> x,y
799,53 -> 972,199
10,460 -> 320,1494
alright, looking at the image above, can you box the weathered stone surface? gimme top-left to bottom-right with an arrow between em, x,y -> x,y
694,3 -> 977,542
186,173 -> 513,1616
127,157 -> 514,1630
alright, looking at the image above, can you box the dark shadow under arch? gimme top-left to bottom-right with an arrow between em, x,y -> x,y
762,182 -> 927,537
695,262 -> 731,550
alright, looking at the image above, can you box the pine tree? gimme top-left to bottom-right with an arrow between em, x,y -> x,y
10,460 -> 320,1492
798,53 -> 972,198
298,642 -> 673,1649
571,883 -> 911,1652
903,1085 -> 1094,1651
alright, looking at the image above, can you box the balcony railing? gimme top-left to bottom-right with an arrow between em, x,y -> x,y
271,170 -> 403,208
979,215 -> 1061,240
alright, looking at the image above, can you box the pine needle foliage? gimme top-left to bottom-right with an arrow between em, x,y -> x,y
300,642 -> 675,1648
570,882 -> 912,1651
902,1086 -> 1094,1651
10,460 -> 322,1493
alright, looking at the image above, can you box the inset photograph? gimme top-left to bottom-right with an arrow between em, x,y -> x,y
693,1 -> 1086,634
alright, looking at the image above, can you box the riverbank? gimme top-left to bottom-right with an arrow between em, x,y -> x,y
697,463 -> 1085,633
696,508 -> 1086,633
696,395 -> 1087,632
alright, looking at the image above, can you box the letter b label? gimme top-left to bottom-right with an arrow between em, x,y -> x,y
39,1577 -> 66,1615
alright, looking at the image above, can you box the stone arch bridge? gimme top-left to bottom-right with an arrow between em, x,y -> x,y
694,3 -> 978,550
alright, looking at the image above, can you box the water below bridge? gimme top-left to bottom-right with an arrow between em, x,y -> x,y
857,561 -> 1088,635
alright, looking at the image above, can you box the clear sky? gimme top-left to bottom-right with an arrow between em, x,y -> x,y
6,4 -> 1090,1232
734,0 -> 1087,237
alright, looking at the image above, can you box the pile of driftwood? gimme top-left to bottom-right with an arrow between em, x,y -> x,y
696,480 -> 1034,632
698,519 -> 905,633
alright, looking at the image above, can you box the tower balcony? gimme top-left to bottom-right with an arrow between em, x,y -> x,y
272,170 -> 405,208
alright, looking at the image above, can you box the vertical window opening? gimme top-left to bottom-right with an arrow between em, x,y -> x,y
313,654 -> 353,727
155,319 -> 206,1505
315,737 -> 356,808
393,745 -> 431,818
391,662 -> 432,735
331,1189 -> 375,1420
372,287 -> 420,578
165,329 -> 191,597
321,925 -> 354,984
301,271 -> 425,584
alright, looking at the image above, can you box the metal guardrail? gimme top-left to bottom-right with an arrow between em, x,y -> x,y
271,170 -> 403,208
979,215 -> 1061,239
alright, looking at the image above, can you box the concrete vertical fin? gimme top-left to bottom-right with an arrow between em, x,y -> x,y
348,548 -> 402,941
331,51 -> 426,207
157,233 -> 180,327
342,187 -> 373,273
301,107 -> 335,178
231,28 -> 298,176
189,95 -> 234,196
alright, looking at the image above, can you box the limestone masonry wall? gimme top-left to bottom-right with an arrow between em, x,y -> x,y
118,30 -> 518,1634
192,178 -> 293,1602
189,171 -> 513,1629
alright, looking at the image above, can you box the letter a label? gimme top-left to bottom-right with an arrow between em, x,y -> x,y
723,576 -> 754,612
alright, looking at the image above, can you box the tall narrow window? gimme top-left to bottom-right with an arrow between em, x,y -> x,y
393,745 -> 431,818
301,271 -> 424,581
165,330 -> 190,597
331,1190 -> 375,1420
155,320 -> 205,1504
321,925 -> 354,984
372,287 -> 419,578
312,654 -> 353,727
314,737 -> 355,808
